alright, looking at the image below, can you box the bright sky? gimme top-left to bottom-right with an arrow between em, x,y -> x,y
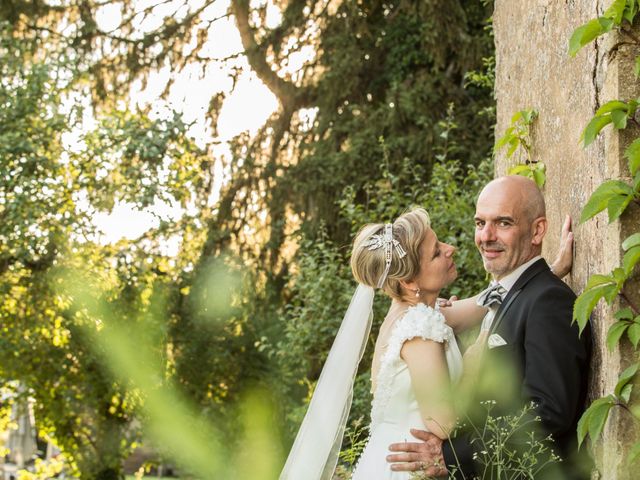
89,0 -> 280,248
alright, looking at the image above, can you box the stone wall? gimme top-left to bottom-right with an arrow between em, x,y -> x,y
493,1 -> 640,478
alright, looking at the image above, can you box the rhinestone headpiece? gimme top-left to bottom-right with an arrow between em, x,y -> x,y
362,223 -> 408,289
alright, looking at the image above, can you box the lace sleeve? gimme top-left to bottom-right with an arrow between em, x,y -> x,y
392,304 -> 453,347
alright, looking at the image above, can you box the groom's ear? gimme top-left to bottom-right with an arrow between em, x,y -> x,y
530,217 -> 548,246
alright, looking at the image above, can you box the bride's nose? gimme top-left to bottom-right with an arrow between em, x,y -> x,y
444,243 -> 456,257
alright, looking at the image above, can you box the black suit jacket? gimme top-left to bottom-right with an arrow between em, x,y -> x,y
442,259 -> 591,479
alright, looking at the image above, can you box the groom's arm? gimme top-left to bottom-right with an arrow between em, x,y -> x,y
523,283 -> 589,438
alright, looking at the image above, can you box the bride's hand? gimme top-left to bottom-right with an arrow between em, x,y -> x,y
463,330 -> 489,371
550,215 -> 574,278
437,295 -> 458,308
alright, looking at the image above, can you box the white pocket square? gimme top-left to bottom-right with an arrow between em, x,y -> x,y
488,333 -> 507,349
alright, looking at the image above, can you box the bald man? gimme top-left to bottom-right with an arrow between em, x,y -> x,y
387,176 -> 591,479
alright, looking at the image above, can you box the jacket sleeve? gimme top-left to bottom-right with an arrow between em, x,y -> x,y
442,432 -> 477,479
522,283 -> 588,438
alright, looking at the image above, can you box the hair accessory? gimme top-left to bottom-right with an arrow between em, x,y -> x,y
362,223 -> 407,289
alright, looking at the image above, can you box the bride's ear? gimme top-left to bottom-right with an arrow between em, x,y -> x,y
399,279 -> 417,294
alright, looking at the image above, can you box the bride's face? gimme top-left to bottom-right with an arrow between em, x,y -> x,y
412,227 -> 457,295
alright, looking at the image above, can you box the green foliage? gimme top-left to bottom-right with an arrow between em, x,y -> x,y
625,138 -> 640,175
577,364 -> 638,448
495,109 -> 546,187
0,0 -> 497,476
494,109 -> 538,158
569,0 -> 639,56
570,1 -> 640,464
577,395 -> 616,449
579,180 -> 638,223
450,402 -> 561,479
581,99 -> 639,147
508,162 -> 546,189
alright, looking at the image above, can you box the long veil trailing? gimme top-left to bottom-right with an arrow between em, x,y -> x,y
279,284 -> 375,480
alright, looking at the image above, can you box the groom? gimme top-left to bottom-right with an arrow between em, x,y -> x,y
386,176 -> 591,479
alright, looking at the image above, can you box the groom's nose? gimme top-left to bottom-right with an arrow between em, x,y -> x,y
477,223 -> 497,243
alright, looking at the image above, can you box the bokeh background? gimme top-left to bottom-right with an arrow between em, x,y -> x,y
0,0 -> 495,478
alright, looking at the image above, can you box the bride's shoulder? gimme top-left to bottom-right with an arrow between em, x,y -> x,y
394,303 -> 451,344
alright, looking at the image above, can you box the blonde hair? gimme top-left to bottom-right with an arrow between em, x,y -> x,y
350,208 -> 431,301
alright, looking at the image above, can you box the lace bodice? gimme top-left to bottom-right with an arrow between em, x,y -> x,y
369,303 -> 463,429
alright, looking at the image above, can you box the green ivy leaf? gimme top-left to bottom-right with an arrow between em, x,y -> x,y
494,127 -> 515,151
611,109 -> 629,129
569,17 -> 615,57
532,162 -> 546,187
581,114 -> 613,147
520,109 -> 538,123
508,164 -> 531,175
611,267 -> 628,295
628,323 -> 640,348
506,137 -> 519,157
573,275 -> 617,333
623,245 -> 640,275
615,307 -> 635,320
605,0 -> 627,23
624,0 -> 640,23
624,138 -> 640,175
615,363 -> 639,397
580,180 -> 635,223
596,100 -> 630,115
620,383 -> 633,403
585,273 -> 617,289
607,321 -> 630,350
588,401 -> 614,444
577,396 -> 615,447
622,233 -> 640,250
628,98 -> 639,118
606,192 -> 634,222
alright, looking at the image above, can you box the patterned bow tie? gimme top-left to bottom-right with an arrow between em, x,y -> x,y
477,282 -> 507,308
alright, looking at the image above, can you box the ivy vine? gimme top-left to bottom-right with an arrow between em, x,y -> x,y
569,0 -> 640,468
494,108 -> 546,187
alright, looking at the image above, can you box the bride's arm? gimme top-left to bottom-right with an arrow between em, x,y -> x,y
441,215 -> 574,333
440,296 -> 487,334
401,339 -> 456,439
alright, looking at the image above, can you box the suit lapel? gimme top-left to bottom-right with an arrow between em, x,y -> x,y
489,258 -> 549,335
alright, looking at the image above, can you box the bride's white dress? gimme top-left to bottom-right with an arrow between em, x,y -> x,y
350,303 -> 463,479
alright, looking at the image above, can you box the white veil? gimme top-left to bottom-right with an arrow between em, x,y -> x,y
280,223 -> 406,479
279,283 -> 375,480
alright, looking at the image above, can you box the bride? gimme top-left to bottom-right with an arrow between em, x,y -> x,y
280,207 -> 572,480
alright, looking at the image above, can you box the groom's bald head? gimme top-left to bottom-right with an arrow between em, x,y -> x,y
486,176 -> 546,221
474,176 -> 548,279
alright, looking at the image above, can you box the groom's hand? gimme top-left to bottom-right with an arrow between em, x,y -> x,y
386,429 -> 447,477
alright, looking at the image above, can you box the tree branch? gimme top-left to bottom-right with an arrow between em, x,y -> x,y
230,0 -> 299,107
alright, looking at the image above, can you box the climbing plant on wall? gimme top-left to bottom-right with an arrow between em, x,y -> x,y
494,108 -> 546,187
568,0 -> 640,467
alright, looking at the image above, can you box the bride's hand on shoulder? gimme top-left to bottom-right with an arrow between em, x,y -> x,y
462,330 -> 489,374
437,295 -> 458,308
550,215 -> 574,278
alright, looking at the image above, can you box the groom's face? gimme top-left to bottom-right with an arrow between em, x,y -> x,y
474,182 -> 538,280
